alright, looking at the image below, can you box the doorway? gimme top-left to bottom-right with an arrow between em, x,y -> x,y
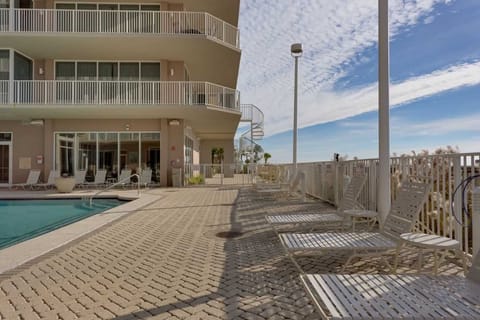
0,133 -> 12,186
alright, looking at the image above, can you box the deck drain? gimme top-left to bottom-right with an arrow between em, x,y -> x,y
215,231 -> 244,239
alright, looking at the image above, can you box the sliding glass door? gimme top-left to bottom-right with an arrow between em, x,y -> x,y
0,133 -> 12,185
55,132 -> 160,183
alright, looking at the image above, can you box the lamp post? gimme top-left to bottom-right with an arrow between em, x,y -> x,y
291,43 -> 303,177
378,0 -> 390,226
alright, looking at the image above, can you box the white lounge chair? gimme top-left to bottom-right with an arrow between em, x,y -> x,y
139,168 -> 152,187
74,170 -> 87,188
10,170 -> 41,190
117,169 -> 132,188
36,170 -> 59,190
82,170 -> 107,188
300,252 -> 480,319
266,175 -> 367,232
279,180 -> 431,271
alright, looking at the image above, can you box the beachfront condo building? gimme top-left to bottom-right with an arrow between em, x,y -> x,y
0,0 -> 242,187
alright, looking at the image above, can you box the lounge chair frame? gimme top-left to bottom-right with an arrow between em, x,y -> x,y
266,175 -> 368,233
300,252 -> 480,319
279,180 -> 431,272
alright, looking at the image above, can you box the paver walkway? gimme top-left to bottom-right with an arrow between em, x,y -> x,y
0,187 -> 465,319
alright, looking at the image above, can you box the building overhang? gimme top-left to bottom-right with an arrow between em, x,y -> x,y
0,33 -> 241,88
0,104 -> 241,140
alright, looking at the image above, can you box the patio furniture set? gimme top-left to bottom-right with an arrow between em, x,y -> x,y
260,174 -> 479,319
8,168 -> 156,192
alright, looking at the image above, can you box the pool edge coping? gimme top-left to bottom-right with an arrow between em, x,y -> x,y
0,192 -> 161,276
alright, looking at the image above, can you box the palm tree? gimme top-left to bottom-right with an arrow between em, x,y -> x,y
263,153 -> 271,164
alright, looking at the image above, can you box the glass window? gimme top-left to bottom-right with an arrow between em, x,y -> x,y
0,133 -> 12,141
77,62 -> 97,80
0,50 -> 9,80
56,62 -> 75,80
55,3 -> 75,9
141,133 -> 160,182
119,4 -> 138,10
16,0 -> 32,8
119,63 -> 139,81
14,52 -> 32,80
55,132 -> 160,182
56,133 -> 75,176
120,133 -> 139,179
98,4 -> 117,10
0,0 -> 9,8
77,3 -> 96,10
98,133 -> 118,180
77,133 -> 97,181
141,63 -> 160,81
98,62 -> 117,80
141,5 -> 160,11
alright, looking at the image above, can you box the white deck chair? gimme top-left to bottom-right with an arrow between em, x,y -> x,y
279,181 -> 431,271
74,170 -> 87,187
36,170 -> 59,190
139,168 -> 152,187
301,252 -> 480,319
117,169 -> 132,188
82,170 -> 107,188
10,170 -> 41,190
266,175 -> 367,232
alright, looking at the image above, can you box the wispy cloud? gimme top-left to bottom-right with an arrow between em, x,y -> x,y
237,0 -> 476,137
265,61 -> 480,136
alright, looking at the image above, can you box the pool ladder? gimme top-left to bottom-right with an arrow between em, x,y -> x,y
87,174 -> 140,206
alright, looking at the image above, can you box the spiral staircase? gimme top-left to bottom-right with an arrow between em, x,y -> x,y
238,104 -> 264,161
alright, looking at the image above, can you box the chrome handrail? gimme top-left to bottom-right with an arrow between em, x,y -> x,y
88,173 -> 140,205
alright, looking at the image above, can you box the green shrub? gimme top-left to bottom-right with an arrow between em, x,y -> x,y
188,174 -> 205,185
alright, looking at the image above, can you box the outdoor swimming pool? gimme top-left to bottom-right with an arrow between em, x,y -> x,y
0,199 -> 126,250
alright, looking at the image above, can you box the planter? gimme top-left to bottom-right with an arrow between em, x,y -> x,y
55,177 -> 75,193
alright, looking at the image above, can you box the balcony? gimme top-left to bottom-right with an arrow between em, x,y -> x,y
0,9 -> 240,50
0,80 -> 239,109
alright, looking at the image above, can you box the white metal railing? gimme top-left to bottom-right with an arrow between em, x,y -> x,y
88,173 -> 140,205
0,9 -> 240,49
184,163 -> 255,186
261,152 -> 480,256
0,80 -> 240,110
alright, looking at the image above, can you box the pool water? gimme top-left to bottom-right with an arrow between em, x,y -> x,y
0,199 -> 125,249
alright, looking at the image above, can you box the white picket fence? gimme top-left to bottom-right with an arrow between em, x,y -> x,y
264,153 -> 480,256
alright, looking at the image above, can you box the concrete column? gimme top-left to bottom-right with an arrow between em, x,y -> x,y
160,119 -> 169,187
378,0 -> 391,225
43,119 -> 53,178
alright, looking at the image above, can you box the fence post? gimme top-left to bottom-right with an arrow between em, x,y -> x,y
334,162 -> 339,207
452,156 -> 464,251
473,187 -> 480,258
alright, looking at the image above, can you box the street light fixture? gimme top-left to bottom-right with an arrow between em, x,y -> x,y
291,43 -> 303,177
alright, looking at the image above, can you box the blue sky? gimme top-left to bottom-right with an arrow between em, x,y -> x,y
236,0 -> 480,163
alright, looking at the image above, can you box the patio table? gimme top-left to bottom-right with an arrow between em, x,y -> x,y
400,232 -> 467,275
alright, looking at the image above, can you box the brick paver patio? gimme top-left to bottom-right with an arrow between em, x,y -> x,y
0,187 -> 466,319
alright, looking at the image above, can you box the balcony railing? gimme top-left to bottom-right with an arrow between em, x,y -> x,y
0,9 -> 240,49
0,80 -> 240,110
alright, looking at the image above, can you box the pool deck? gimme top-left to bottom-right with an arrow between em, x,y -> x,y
0,186 -> 467,319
